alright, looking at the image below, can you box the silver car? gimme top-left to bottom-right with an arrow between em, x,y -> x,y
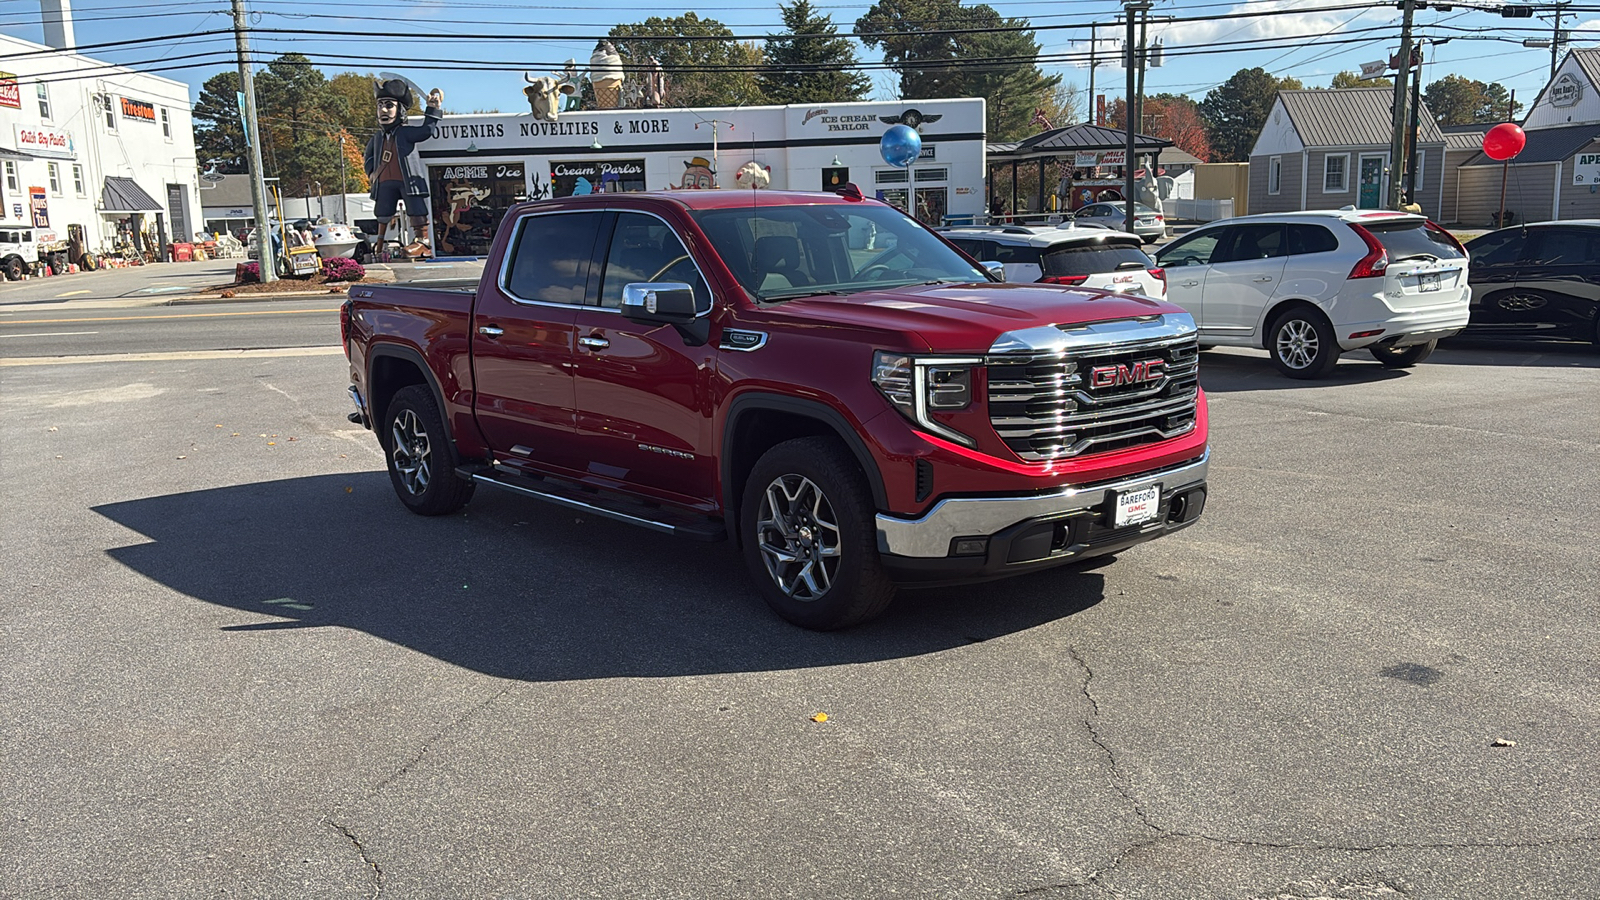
1073,202 -> 1167,244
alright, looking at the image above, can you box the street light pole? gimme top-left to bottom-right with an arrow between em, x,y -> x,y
1123,0 -> 1148,234
230,0 -> 274,281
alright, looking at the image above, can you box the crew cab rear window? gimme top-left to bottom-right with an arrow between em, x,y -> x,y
1362,220 -> 1465,261
1041,241 -> 1152,277
504,212 -> 604,305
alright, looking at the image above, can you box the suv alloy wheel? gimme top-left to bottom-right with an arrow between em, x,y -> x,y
741,437 -> 896,630
1268,307 -> 1340,379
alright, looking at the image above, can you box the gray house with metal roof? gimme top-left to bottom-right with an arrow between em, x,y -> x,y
1451,48 -> 1600,226
1248,87 -> 1445,217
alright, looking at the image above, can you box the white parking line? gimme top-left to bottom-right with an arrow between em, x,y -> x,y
0,346 -> 342,366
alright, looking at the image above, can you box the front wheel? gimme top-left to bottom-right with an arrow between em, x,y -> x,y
383,385 -> 474,516
1370,339 -> 1436,368
741,437 -> 896,630
2,256 -> 22,281
1268,307 -> 1340,379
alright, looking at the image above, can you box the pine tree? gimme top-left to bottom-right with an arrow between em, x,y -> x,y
760,0 -> 871,104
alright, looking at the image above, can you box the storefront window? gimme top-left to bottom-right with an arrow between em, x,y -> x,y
550,159 -> 646,197
428,161 -> 528,257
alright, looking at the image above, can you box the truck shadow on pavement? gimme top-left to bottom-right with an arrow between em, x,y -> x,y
1197,350 -> 1410,393
92,473 -> 1105,682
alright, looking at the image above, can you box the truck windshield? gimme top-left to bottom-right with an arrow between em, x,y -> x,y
689,204 -> 989,301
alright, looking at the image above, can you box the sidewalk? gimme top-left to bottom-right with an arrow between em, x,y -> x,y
0,258 -> 485,311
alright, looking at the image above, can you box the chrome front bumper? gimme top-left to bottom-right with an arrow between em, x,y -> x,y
875,451 -> 1210,558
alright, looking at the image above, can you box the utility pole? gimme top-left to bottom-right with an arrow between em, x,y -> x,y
1405,44 -> 1423,207
1123,0 -> 1149,233
1550,2 -> 1568,83
1386,0 -> 1416,211
1087,23 -> 1097,122
230,0 -> 274,281
1135,10 -> 1148,143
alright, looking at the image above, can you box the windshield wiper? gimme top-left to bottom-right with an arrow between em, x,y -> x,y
760,289 -> 847,301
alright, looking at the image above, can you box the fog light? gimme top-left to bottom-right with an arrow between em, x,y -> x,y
952,537 -> 989,557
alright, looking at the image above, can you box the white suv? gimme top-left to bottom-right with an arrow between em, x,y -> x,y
938,224 -> 1167,299
1154,210 -> 1470,378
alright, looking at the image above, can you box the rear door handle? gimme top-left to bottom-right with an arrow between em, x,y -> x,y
1181,280 -> 1200,287
1253,276 -> 1274,282
578,336 -> 610,351
477,325 -> 504,337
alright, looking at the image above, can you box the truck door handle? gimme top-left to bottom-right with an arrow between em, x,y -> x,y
477,325 -> 504,338
578,336 -> 610,351
1253,276 -> 1273,282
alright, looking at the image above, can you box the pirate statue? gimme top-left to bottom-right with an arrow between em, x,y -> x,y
365,75 -> 443,258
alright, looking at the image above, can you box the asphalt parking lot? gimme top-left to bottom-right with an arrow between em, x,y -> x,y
3,329 -> 1597,898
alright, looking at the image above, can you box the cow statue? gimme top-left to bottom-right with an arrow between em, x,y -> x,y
590,40 -> 625,110
733,161 -> 771,190
524,71 -> 577,122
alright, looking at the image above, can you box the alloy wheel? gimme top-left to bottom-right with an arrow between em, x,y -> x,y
755,474 -> 842,601
390,409 -> 432,495
1276,319 -> 1320,370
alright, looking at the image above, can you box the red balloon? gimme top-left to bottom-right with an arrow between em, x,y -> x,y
1483,122 -> 1526,161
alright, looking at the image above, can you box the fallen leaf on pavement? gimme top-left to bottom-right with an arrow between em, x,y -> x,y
811,713 -> 829,723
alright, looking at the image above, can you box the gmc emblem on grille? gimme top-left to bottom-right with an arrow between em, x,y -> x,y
1090,359 -> 1166,388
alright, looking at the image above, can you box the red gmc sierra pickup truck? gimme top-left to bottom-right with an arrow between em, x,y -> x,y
342,188 -> 1210,629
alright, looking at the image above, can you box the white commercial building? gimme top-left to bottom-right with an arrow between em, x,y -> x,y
0,25 -> 200,263
416,98 -> 986,256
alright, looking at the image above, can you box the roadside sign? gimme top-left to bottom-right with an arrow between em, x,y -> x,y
1573,152 -> 1600,184
1360,60 -> 1389,79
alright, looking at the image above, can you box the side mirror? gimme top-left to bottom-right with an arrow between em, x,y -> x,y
980,260 -> 1005,279
621,282 -> 698,326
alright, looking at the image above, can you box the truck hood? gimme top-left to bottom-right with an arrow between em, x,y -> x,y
773,282 -> 1181,353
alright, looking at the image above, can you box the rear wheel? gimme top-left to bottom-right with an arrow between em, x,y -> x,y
1370,339 -> 1436,368
1268,307 -> 1340,379
383,385 -> 474,516
741,436 -> 896,630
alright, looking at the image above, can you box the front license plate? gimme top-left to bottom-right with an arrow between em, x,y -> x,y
1113,485 -> 1161,527
1419,272 -> 1440,292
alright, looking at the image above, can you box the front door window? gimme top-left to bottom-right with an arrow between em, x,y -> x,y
1358,156 -> 1385,209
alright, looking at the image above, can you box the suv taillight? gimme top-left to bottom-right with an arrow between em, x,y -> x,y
1038,274 -> 1089,285
1147,267 -> 1166,286
1424,220 -> 1467,254
1347,223 -> 1389,279
340,300 -> 352,358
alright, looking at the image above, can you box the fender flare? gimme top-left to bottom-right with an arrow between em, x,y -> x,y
366,342 -> 457,451
721,393 -> 890,538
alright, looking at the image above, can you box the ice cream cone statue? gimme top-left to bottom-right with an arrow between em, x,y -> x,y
591,40 -> 625,110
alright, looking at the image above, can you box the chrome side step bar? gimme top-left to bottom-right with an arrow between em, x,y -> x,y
459,465 -> 727,542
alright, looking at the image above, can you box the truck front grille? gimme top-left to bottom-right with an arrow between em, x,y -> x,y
987,332 -> 1199,461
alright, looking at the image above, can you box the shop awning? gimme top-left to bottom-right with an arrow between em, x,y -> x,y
0,147 -> 32,161
101,176 -> 163,214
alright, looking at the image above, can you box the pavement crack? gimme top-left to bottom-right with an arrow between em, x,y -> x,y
1067,647 -> 1158,835
324,818 -> 383,899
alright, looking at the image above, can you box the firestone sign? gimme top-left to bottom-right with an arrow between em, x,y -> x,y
120,96 -> 157,122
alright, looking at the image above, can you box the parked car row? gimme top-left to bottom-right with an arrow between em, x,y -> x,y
946,210 -> 1600,379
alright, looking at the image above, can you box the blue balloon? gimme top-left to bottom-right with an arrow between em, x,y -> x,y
879,124 -> 923,168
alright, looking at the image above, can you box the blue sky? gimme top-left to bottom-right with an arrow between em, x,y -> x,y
0,0 -> 1583,116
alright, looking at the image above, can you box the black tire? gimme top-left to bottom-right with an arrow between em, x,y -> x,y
1369,339 -> 1436,368
47,252 -> 67,274
741,436 -> 896,630
2,256 -> 22,281
1267,306 -> 1341,379
382,385 -> 474,516
79,252 -> 98,272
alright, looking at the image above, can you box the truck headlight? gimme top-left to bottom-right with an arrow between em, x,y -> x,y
872,351 -> 982,447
